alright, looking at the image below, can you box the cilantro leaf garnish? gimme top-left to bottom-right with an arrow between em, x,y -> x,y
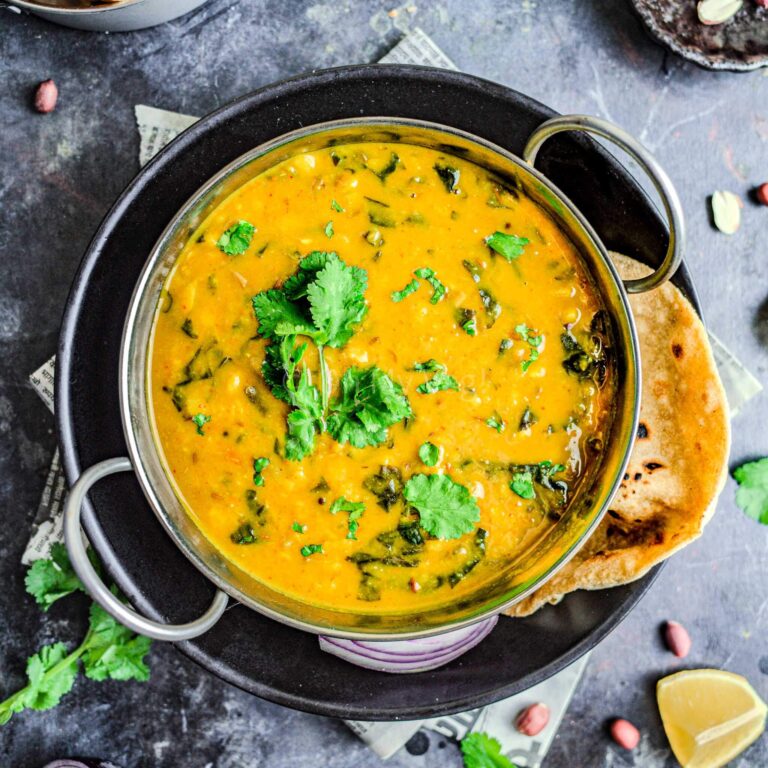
511,461 -> 567,501
300,544 -> 324,557
331,199 -> 344,213
412,359 -> 446,372
327,366 -> 412,449
461,732 -> 517,768
515,323 -> 543,373
324,220 -> 334,238
414,267 -> 447,304
192,413 -> 211,435
24,542 -> 85,611
306,256 -> 368,349
292,522 -> 306,533
485,231 -> 529,261
418,442 -> 440,467
391,278 -> 420,303
733,458 -> 768,524
486,413 -> 505,433
510,470 -> 535,499
216,220 -> 255,255
252,457 -> 270,486
404,473 -> 480,540
416,372 -> 459,395
330,497 -> 366,540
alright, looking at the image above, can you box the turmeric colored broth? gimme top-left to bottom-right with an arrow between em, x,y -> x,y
149,140 -> 614,613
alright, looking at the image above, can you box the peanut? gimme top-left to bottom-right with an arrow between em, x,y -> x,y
34,79 -> 58,114
756,183 -> 768,207
515,702 -> 550,736
610,718 -> 640,750
664,620 -> 692,658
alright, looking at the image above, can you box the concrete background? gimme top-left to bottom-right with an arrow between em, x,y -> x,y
1,1 -> 767,766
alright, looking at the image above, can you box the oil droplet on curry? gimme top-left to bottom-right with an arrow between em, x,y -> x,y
150,141 -> 614,613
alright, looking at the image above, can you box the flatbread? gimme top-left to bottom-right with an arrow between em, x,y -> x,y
506,253 -> 730,617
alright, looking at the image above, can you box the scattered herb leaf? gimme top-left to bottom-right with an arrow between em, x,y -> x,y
292,522 -> 306,533
434,163 -> 460,193
331,199 -> 344,213
391,278 -> 420,303
300,544 -> 324,557
418,441 -> 441,467
252,456 -> 270,486
24,543 -> 85,611
733,458 -> 768,525
324,220 -> 334,238
216,220 -> 255,256
330,497 -> 366,540
192,413 -> 211,436
485,231 -> 529,261
416,372 -> 459,395
486,413 -> 505,433
461,731 -> 517,768
404,473 -> 481,540
412,359 -> 446,372
414,267 -> 447,304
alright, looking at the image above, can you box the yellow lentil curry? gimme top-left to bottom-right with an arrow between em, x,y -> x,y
149,141 -> 614,613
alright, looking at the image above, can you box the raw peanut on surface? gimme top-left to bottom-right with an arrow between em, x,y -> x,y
610,718 -> 640,750
697,0 -> 744,24
664,620 -> 692,658
515,703 -> 550,736
34,79 -> 58,113
756,183 -> 768,206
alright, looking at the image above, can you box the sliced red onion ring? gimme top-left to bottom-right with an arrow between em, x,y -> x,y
319,616 -> 498,673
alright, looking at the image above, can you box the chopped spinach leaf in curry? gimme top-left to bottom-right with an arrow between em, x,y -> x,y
150,141 -> 615,613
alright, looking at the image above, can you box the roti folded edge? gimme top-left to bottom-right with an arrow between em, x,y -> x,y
505,253 -> 731,617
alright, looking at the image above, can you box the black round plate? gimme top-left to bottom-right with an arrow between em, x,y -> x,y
56,65 -> 700,720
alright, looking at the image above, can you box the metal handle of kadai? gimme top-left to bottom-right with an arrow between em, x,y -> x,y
64,457 -> 229,641
523,114 -> 684,294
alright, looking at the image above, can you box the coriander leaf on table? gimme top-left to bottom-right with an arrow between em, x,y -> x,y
82,602 -> 151,682
403,473 -> 480,540
484,231 -> 529,261
0,642 -> 80,724
25,542 -> 85,610
216,220 -> 255,256
733,457 -> 768,525
327,366 -> 412,448
0,547 -> 152,726
461,732 -> 517,768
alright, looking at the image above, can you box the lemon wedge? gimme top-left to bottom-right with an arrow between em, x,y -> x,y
657,669 -> 767,768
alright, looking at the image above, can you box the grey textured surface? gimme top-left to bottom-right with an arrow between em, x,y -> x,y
1,1 -> 767,766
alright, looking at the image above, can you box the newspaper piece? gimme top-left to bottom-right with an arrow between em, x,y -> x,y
25,26 -> 762,766
135,104 -> 199,167
708,331 -> 763,417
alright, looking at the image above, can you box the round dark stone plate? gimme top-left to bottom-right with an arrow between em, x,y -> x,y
56,64 -> 700,720
631,0 -> 768,71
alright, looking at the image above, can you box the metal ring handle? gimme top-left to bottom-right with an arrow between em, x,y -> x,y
64,457 -> 229,641
523,114 -> 685,294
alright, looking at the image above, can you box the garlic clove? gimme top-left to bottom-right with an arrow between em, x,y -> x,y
697,0 -> 744,25
711,190 -> 742,235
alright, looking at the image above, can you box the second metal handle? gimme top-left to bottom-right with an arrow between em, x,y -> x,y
523,114 -> 685,294
64,457 -> 228,641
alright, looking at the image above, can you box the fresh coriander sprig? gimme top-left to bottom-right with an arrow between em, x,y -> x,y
0,546 -> 151,726
733,458 -> 768,525
216,220 -> 255,256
